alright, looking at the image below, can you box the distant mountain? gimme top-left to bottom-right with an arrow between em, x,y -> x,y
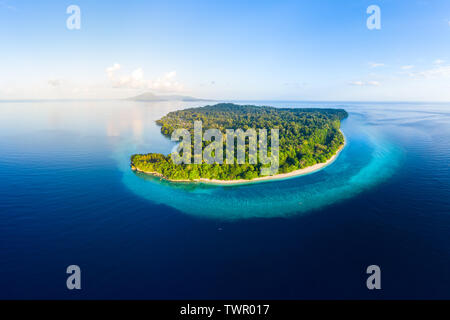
127,92 -> 212,102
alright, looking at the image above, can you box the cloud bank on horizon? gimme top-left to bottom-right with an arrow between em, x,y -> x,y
0,0 -> 450,101
106,63 -> 184,92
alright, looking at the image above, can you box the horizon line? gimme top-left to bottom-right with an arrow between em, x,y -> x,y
1,98 -> 450,104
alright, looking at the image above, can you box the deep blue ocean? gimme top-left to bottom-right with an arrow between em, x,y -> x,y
0,100 -> 449,299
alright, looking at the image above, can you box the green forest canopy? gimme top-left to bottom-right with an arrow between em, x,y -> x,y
131,103 -> 347,181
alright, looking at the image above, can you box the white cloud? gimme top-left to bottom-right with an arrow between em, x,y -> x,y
414,65 -> 450,79
434,59 -> 445,65
349,80 -> 380,86
401,65 -> 414,70
112,67 -> 146,89
105,64 -> 184,92
369,62 -> 385,68
149,71 -> 183,91
106,63 -> 121,79
48,79 -> 63,87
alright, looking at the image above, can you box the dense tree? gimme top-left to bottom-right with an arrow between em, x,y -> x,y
131,103 -> 347,181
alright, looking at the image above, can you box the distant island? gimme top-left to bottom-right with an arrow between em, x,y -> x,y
131,103 -> 347,184
127,92 -> 212,102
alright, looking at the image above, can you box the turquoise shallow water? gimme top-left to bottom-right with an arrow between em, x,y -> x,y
116,102 -> 403,220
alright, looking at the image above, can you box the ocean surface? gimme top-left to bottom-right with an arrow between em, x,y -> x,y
0,100 -> 449,299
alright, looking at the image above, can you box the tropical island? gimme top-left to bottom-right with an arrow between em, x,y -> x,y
131,103 -> 347,184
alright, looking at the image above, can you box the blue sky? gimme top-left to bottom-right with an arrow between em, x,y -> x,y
1,0 -> 450,101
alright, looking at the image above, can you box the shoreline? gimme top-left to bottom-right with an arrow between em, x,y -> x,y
132,132 -> 346,186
